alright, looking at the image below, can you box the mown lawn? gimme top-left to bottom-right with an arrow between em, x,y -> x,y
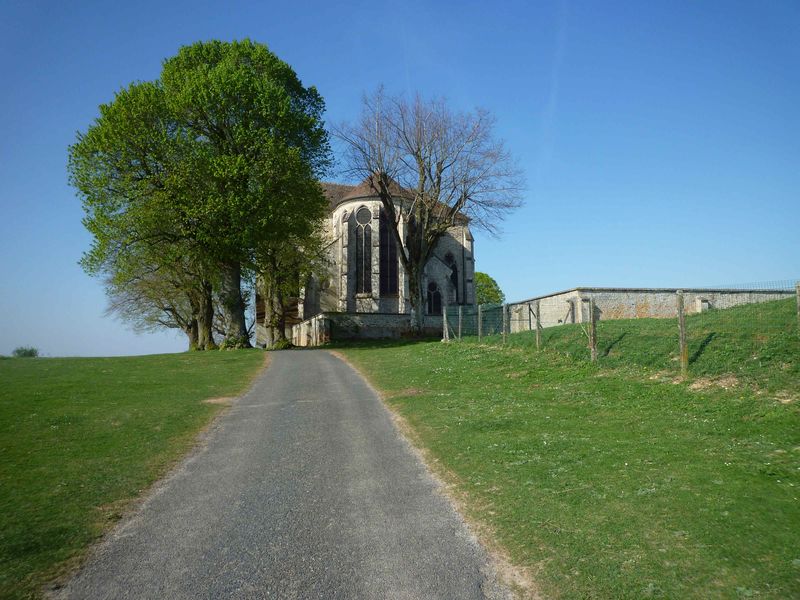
338,303 -> 800,599
0,350 -> 265,599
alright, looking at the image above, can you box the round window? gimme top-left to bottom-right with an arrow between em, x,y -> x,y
356,207 -> 371,225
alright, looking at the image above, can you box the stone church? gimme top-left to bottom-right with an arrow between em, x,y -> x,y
255,177 -> 476,346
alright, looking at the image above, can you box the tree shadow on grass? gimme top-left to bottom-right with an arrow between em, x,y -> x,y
689,332 -> 717,365
323,337 -> 439,351
602,332 -> 628,357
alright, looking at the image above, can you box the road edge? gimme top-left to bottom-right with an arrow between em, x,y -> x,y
328,349 -> 540,600
45,351 -> 272,598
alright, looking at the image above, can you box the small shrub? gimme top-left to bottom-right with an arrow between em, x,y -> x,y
219,335 -> 252,350
269,339 -> 294,351
12,346 -> 39,358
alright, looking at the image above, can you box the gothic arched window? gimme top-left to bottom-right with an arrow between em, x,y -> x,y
379,210 -> 399,296
355,207 -> 372,294
427,282 -> 442,315
444,252 -> 458,304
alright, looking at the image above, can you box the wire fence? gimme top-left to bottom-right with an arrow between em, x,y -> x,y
444,280 -> 799,385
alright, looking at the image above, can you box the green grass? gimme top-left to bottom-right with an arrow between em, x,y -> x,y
0,350 -> 265,599
338,300 -> 800,599
494,298 -> 799,393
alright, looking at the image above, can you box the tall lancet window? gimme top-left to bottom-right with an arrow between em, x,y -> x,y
355,207 -> 372,294
427,282 -> 442,315
444,252 -> 458,304
379,210 -> 399,296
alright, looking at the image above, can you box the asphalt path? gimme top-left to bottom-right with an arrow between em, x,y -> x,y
59,350 -> 509,599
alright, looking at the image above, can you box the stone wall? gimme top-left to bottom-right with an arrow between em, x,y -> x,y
508,288 -> 794,334
291,312 -> 444,347
290,314 -> 331,347
254,321 -> 294,348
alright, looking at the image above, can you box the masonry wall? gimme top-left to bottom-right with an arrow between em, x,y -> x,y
426,225 -> 475,306
291,312 -> 443,347
508,288 -> 794,334
255,321 -> 294,347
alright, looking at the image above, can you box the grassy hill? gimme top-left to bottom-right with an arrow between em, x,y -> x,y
491,296 -> 799,393
0,350 -> 265,599
339,299 -> 799,599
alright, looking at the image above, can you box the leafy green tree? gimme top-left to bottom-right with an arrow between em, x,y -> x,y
474,272 -> 505,305
69,81 -> 219,349
256,223 -> 326,347
105,256 -> 217,351
69,40 -> 331,349
160,40 -> 331,347
12,347 -> 39,358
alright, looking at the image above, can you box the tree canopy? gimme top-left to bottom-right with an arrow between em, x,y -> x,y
69,40 -> 331,349
474,272 -> 505,305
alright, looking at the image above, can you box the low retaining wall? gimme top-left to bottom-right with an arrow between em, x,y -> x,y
509,287 -> 794,334
292,312 -> 444,347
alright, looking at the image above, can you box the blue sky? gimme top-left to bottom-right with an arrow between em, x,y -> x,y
1,0 -> 798,356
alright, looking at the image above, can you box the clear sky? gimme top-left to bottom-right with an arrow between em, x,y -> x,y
1,0 -> 798,356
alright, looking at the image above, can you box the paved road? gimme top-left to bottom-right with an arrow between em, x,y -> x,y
59,350 -> 509,599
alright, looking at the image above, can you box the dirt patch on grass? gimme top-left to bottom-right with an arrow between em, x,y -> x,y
647,371 -> 682,384
384,387 -> 426,399
505,371 -> 528,380
648,371 -> 669,381
774,391 -> 796,404
203,396 -> 235,406
689,375 -> 740,391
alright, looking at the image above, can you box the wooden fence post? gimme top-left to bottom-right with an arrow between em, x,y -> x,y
478,305 -> 483,342
677,290 -> 688,377
589,298 -> 598,362
796,282 -> 800,335
458,305 -> 463,341
502,304 -> 508,344
443,302 -> 450,342
535,300 -> 541,350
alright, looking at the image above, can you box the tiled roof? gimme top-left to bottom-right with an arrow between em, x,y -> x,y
320,182 -> 355,210
320,176 -> 468,223
341,175 -> 409,202
321,175 -> 410,210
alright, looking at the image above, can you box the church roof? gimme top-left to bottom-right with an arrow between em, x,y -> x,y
320,176 -> 469,224
320,182 -> 355,210
340,175 -> 409,202
321,175 -> 410,211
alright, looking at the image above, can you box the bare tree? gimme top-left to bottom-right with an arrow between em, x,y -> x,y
335,88 -> 524,330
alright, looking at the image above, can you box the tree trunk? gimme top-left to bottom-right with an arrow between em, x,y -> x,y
219,260 -> 251,348
262,278 -> 276,347
197,280 -> 217,350
186,319 -> 199,351
274,284 -> 288,342
408,265 -> 426,333
263,304 -> 276,348
260,261 -> 282,347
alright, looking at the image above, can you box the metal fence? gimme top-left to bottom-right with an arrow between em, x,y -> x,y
442,303 -> 504,340
444,280 -> 799,378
